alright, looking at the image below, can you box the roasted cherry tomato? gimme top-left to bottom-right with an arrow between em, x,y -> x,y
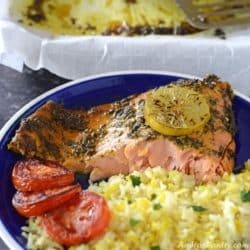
41,191 -> 110,246
12,159 -> 75,192
12,184 -> 81,217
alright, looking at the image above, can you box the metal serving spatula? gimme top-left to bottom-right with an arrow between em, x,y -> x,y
175,0 -> 250,29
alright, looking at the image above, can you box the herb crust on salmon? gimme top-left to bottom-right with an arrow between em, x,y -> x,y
8,75 -> 236,183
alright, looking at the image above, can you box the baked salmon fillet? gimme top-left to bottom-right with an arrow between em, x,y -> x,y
8,75 -> 236,183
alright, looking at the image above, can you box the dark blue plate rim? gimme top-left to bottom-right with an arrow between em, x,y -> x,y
0,70 -> 249,250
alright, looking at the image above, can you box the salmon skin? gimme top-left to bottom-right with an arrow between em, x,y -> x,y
8,75 -> 236,183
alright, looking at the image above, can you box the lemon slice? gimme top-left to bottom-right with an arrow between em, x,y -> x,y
144,85 -> 210,136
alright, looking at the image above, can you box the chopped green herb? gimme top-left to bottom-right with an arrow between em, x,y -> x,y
128,200 -> 133,204
151,193 -> 157,200
129,218 -> 140,227
130,175 -> 141,187
234,165 -> 242,170
153,203 -> 162,210
189,205 -> 208,212
151,246 -> 161,250
241,189 -> 250,202
234,165 -> 242,172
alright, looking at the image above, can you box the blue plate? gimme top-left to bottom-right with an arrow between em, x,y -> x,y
0,71 -> 250,250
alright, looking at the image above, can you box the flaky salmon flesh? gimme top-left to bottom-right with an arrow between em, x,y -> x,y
8,75 -> 236,183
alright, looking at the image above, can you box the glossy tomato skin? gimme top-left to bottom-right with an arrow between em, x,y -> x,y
41,191 -> 110,246
12,159 -> 75,192
12,184 -> 81,217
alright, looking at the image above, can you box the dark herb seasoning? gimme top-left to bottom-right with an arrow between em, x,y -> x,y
16,134 -> 37,154
48,3 -> 55,11
70,18 -> 76,25
103,21 -> 201,36
176,78 -> 203,92
214,28 -> 226,40
174,136 -> 203,149
125,0 -> 137,3
71,123 -> 108,157
127,99 -> 157,139
114,106 -> 135,120
210,108 -> 221,119
203,116 -> 215,133
222,105 -> 236,135
204,74 -> 220,85
107,96 -> 156,140
227,148 -> 235,161
40,137 -> 60,158
222,84 -> 234,101
85,23 -> 96,31
26,0 -> 46,23
52,103 -> 86,131
208,97 -> 217,106
21,116 -> 56,133
218,145 -> 225,157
